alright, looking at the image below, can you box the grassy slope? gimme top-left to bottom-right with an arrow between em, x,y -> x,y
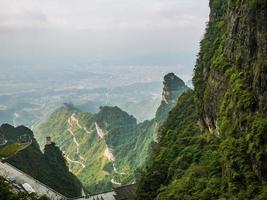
34,106 -> 109,193
0,142 -> 31,158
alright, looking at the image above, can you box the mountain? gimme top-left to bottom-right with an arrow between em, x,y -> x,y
136,1 -> 267,200
155,73 -> 188,126
33,73 -> 188,194
0,124 -> 83,198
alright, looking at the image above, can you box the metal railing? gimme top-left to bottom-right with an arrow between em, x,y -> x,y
2,162 -> 68,199
2,162 -> 135,200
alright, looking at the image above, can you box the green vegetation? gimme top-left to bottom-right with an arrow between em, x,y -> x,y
33,73 -> 187,194
0,125 -> 32,158
0,142 -> 30,158
34,105 -> 154,194
136,91 -> 213,200
136,0 -> 267,199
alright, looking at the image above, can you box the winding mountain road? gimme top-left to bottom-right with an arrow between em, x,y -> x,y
65,114 -> 89,171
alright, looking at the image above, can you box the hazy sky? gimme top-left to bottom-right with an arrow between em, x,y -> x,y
0,0 -> 209,72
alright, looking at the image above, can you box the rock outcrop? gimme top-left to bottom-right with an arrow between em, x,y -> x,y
156,73 -> 188,126
161,73 -> 187,105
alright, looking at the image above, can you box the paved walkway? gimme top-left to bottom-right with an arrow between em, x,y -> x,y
0,161 -> 67,200
0,161 -> 133,200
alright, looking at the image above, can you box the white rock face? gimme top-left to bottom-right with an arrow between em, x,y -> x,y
104,145 -> 115,162
95,122 -> 105,139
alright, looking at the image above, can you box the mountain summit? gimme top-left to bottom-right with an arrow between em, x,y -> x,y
162,73 -> 187,105
156,73 -> 188,126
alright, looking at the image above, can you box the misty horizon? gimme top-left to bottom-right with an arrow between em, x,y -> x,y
0,0 -> 209,81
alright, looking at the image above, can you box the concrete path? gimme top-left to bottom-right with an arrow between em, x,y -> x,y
0,161 -> 67,200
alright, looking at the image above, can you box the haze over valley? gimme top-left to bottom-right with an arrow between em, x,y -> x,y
0,64 -> 189,127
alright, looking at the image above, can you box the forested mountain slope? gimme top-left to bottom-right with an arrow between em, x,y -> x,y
136,0 -> 267,199
33,73 -> 188,194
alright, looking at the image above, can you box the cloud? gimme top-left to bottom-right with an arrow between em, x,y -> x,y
0,0 -> 208,30
0,0 -> 209,69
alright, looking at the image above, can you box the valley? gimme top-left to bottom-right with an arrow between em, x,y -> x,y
0,1 -> 266,199
33,73 -> 188,194
0,65 -> 184,128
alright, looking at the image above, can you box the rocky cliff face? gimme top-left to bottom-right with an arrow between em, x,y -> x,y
194,0 -> 267,136
156,73 -> 188,126
161,73 -> 187,105
193,0 -> 267,183
136,1 -> 267,199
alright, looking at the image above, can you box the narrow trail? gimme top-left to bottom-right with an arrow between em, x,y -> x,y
70,114 -> 82,129
65,155 -> 85,168
67,126 -> 80,154
111,178 -> 122,186
65,113 -> 89,171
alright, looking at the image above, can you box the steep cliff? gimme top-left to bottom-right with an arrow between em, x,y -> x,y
136,1 -> 267,199
155,73 -> 188,126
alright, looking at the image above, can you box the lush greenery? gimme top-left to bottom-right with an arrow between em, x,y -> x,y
0,124 -> 83,198
136,0 -> 267,199
0,125 -> 32,158
33,73 -> 187,194
0,143 -> 30,158
33,105 -> 156,194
